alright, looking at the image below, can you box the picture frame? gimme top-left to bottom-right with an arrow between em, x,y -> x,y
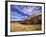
5,1 -> 45,36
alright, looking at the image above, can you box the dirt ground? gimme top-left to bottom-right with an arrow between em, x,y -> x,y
10,22 -> 42,32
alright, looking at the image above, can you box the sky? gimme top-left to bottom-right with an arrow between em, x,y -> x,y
10,5 -> 42,21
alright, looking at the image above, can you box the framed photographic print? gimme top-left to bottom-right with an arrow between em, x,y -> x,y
5,1 -> 45,36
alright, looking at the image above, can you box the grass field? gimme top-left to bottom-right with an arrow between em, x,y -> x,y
10,22 -> 41,32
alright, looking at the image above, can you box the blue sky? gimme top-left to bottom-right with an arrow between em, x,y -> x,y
10,5 -> 42,21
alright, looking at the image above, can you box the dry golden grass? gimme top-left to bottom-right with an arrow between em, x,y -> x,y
10,22 -> 41,32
